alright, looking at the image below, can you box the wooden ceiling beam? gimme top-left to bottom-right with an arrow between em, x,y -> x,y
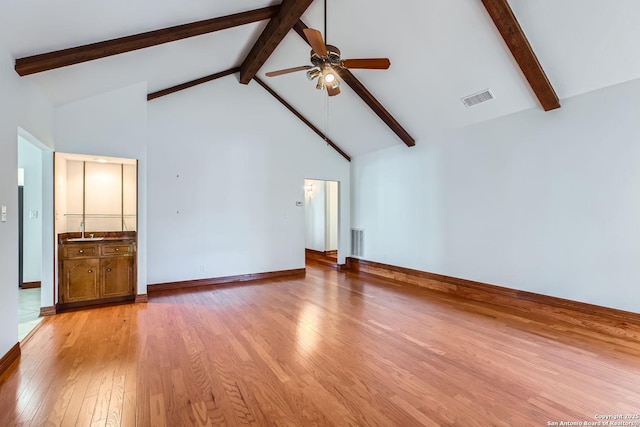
239,0 -> 314,84
147,67 -> 240,101
481,0 -> 560,111
292,20 -> 308,41
295,20 -> 415,147
253,77 -> 351,162
15,6 -> 278,76
335,68 -> 415,147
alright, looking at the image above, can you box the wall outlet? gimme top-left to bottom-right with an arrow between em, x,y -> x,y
1,206 -> 6,222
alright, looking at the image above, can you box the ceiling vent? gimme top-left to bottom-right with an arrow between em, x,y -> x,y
461,89 -> 495,108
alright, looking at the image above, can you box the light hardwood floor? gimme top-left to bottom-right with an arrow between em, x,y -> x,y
1,265 -> 640,426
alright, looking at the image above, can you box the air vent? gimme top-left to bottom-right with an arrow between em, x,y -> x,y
351,228 -> 364,257
461,89 -> 495,108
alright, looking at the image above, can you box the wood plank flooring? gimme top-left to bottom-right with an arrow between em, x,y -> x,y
1,265 -> 640,426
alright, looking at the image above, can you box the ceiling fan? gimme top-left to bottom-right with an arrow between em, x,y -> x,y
265,28 -> 391,97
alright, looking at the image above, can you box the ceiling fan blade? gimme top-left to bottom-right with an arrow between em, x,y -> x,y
303,28 -> 328,57
341,58 -> 391,70
327,85 -> 340,97
265,65 -> 313,77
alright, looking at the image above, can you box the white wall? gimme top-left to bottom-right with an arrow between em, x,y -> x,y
123,164 -> 137,231
326,181 -> 339,251
0,46 -> 53,356
54,156 -> 68,237
18,136 -> 43,283
147,77 -> 350,284
305,179 -> 327,252
54,83 -> 148,295
40,148 -> 54,309
352,77 -> 640,314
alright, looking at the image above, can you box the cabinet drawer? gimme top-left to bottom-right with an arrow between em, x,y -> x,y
101,243 -> 133,256
62,244 -> 99,258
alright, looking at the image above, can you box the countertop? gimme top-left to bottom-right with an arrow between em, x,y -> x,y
58,231 -> 137,244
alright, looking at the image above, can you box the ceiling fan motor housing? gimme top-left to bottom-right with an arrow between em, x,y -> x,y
310,45 -> 341,67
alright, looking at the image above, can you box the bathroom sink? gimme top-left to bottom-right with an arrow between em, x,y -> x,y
67,237 -> 104,242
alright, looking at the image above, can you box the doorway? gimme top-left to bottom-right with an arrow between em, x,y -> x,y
17,132 -> 46,340
303,179 -> 339,268
54,152 -> 138,310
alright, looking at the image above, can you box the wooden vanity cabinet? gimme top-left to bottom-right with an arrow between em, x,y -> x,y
100,243 -> 135,298
59,239 -> 135,307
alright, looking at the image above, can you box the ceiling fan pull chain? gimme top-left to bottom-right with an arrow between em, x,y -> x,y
325,90 -> 329,144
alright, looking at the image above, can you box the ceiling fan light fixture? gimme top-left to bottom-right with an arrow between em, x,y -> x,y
316,78 -> 325,90
324,71 -> 336,83
306,68 -> 321,81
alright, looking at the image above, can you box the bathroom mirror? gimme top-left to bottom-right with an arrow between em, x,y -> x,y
55,153 -> 137,234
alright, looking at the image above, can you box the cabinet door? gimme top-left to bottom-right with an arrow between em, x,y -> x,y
100,256 -> 133,298
62,259 -> 100,303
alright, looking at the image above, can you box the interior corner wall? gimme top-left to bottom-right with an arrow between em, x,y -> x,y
54,83 -> 148,295
146,77 -> 350,284
351,77 -> 640,314
0,46 -> 53,356
18,136 -> 43,283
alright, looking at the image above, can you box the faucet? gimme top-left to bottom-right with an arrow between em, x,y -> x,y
80,221 -> 85,238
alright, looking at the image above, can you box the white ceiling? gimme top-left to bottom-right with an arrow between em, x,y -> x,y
2,0 -> 639,157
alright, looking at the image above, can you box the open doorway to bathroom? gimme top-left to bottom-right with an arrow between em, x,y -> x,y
303,179 -> 339,268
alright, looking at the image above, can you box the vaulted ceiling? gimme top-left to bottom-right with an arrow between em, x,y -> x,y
2,0 -> 639,158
